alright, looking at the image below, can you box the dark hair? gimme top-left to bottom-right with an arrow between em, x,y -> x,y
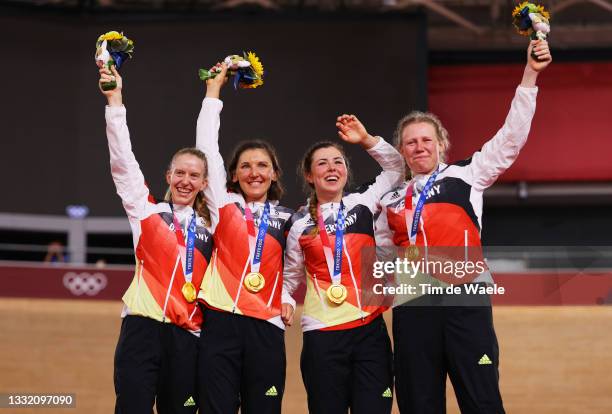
164,147 -> 211,227
299,141 -> 351,235
226,140 -> 284,201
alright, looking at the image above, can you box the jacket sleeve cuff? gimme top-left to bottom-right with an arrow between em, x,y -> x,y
517,84 -> 539,95
202,97 -> 224,111
365,136 -> 387,155
282,291 -> 297,309
105,104 -> 126,122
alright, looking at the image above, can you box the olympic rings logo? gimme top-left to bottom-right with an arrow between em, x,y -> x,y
62,272 -> 108,296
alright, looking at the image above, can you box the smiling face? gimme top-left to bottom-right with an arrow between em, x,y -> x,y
165,154 -> 207,206
400,121 -> 442,175
232,148 -> 277,203
306,146 -> 348,203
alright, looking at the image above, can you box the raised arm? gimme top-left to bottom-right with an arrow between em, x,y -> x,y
471,40 -> 552,191
196,63 -> 229,230
100,66 -> 149,220
337,115 -> 405,212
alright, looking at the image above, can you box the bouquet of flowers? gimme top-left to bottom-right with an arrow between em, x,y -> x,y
199,51 -> 264,90
512,2 -> 551,41
95,31 -> 135,91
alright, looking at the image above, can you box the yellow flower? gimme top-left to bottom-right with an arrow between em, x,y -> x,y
536,4 -> 551,20
512,2 -> 529,18
512,2 -> 550,20
242,79 -> 264,89
247,51 -> 264,77
98,31 -> 124,42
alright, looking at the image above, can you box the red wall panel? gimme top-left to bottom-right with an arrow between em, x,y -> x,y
1,264 -> 610,306
429,62 -> 612,182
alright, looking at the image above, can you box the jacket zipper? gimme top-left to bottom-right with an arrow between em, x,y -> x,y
136,259 -> 144,295
162,253 -> 181,322
343,243 -> 364,320
267,271 -> 280,308
464,229 -> 468,262
232,254 -> 251,313
312,274 -> 328,310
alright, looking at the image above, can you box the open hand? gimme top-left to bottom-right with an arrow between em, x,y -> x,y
336,114 -> 368,144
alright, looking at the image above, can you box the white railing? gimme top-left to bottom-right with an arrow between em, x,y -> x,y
0,213 -> 131,265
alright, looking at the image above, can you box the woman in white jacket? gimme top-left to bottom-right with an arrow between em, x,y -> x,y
195,63 -> 294,414
100,66 -> 214,414
282,115 -> 404,413
376,40 -> 552,414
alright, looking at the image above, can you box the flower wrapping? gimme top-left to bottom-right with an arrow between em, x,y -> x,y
199,51 -> 264,90
512,2 -> 551,40
95,31 -> 135,91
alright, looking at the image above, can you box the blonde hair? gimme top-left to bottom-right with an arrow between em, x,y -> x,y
394,111 -> 451,178
164,147 -> 211,227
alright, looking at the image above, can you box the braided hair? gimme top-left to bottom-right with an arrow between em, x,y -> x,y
299,141 -> 351,236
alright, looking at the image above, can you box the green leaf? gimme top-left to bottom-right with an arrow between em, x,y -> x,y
199,69 -> 212,80
101,80 -> 117,91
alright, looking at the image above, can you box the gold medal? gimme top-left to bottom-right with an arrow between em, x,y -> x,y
405,245 -> 420,261
181,282 -> 197,303
326,283 -> 348,305
244,272 -> 265,293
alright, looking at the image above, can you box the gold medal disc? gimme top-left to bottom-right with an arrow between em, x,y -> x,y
181,282 -> 197,303
244,272 -> 265,293
405,245 -> 420,261
326,283 -> 348,305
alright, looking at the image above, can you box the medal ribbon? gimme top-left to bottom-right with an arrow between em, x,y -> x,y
404,168 -> 439,245
170,204 -> 197,283
244,201 -> 270,273
317,201 -> 345,285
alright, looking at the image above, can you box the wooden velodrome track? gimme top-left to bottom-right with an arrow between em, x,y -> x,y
1,299 -> 611,413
